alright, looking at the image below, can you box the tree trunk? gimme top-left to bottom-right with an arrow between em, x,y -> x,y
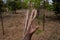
0,13 -> 4,35
43,13 -> 45,31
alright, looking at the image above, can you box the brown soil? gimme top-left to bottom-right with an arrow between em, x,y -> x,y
0,9 -> 60,40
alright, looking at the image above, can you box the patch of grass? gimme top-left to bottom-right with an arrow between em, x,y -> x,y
35,29 -> 43,35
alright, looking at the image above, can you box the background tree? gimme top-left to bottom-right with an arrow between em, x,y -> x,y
52,0 -> 60,15
7,0 -> 22,13
0,0 -> 5,35
34,0 -> 42,16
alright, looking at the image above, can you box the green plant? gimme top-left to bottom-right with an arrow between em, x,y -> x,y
36,29 -> 43,35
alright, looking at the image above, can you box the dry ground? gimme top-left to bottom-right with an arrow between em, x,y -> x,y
0,9 -> 60,40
